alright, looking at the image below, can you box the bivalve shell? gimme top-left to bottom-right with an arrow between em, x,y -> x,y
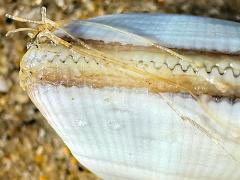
19,13 -> 240,179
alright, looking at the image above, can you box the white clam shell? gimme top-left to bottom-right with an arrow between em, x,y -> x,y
61,14 -> 240,54
28,85 -> 240,180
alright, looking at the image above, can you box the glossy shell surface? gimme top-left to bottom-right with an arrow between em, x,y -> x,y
63,14 -> 240,54
29,85 -> 240,180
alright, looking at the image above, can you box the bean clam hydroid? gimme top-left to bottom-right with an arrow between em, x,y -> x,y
7,7 -> 240,180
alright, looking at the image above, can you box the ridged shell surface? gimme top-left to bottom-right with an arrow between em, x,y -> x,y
62,14 -> 240,54
29,85 -> 240,180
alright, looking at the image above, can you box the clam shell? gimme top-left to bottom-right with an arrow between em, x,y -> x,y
21,14 -> 240,179
61,14 -> 240,54
29,85 -> 240,179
